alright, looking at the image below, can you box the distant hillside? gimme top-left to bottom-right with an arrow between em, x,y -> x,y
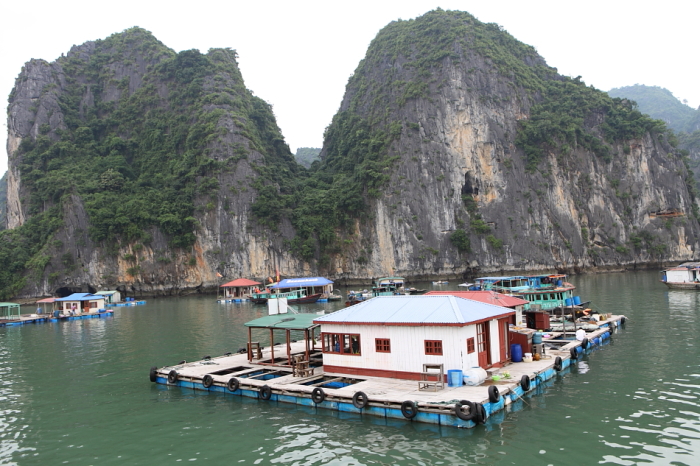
608,85 -> 699,133
294,147 -> 321,168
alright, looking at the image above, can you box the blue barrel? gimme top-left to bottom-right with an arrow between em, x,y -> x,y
564,297 -> 573,306
511,344 -> 523,362
448,370 -> 463,387
556,279 -> 562,286
53,310 -> 60,317
573,296 -> 581,305
532,332 -> 543,344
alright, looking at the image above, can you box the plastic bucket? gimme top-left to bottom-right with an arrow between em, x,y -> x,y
573,296 -> 581,305
532,332 -> 543,344
564,297 -> 573,306
556,279 -> 562,286
511,343 -> 523,362
448,370 -> 463,387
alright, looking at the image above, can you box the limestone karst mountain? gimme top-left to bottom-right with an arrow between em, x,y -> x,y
3,11 -> 698,299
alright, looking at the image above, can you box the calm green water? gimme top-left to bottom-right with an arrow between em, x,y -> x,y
1,271 -> 699,465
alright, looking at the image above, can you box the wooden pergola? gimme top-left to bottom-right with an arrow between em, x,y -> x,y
243,314 -> 320,367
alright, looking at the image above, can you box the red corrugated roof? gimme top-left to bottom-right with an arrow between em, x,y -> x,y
220,278 -> 262,287
425,290 -> 528,307
36,297 -> 56,303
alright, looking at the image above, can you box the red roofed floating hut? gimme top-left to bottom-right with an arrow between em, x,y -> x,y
219,278 -> 262,302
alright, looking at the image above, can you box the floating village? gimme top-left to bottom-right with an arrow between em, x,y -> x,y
144,273 -> 627,429
0,271 -> 632,428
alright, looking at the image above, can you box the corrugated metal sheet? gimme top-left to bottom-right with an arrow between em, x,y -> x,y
314,295 -> 513,325
425,290 -> 528,307
244,313 -> 319,329
271,277 -> 333,288
56,293 -> 101,302
220,278 -> 262,287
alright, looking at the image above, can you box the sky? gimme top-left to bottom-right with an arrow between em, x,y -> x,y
1,0 -> 698,176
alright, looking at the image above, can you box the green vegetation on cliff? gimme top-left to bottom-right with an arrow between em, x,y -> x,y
1,27 -> 297,297
294,147 -> 321,168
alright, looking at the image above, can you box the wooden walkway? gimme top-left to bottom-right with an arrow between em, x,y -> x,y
0,310 -> 114,327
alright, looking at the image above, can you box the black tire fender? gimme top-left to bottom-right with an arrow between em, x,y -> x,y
520,374 -> 531,391
168,369 -> 178,384
259,385 -> 272,400
149,366 -> 158,383
202,374 -> 213,388
475,402 -> 487,424
454,400 -> 476,421
227,377 -> 239,392
554,356 -> 563,371
401,400 -> 418,419
570,347 -> 578,359
352,391 -> 369,409
311,387 -> 326,404
488,385 -> 500,403
581,337 -> 589,350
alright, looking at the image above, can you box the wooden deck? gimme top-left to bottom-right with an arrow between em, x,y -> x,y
151,315 -> 626,428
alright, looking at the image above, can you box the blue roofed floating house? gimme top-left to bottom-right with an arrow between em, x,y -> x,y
56,293 -> 106,314
258,277 -> 334,304
313,295 -> 516,380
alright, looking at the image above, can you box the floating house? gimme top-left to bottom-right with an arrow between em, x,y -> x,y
95,290 -> 122,304
220,278 -> 262,300
660,262 -> 700,289
56,293 -> 106,313
270,277 -> 334,303
313,295 -> 515,378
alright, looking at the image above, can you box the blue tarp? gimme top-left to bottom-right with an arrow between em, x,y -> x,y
270,277 -> 333,289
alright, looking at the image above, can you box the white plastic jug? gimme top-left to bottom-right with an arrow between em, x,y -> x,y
463,367 -> 487,386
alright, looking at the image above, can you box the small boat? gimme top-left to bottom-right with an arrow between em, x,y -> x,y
406,287 -> 427,295
432,280 -> 449,285
372,277 -> 405,296
471,274 -> 589,313
327,292 -> 342,301
660,262 -> 700,289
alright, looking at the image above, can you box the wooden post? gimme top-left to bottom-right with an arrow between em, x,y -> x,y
269,328 -> 274,363
247,326 -> 253,363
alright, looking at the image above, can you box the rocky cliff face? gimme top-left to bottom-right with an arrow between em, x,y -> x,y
4,14 -> 700,299
4,28 -> 309,298
319,10 -> 700,279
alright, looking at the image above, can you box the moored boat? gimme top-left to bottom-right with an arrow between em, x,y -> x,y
471,274 -> 588,313
660,262 -> 700,289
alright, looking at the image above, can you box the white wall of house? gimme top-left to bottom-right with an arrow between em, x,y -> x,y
320,322 -> 501,374
667,269 -> 692,283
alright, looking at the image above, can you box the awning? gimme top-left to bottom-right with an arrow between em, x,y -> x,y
270,277 -> 333,289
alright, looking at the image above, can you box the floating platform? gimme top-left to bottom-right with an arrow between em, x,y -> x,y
217,298 -> 247,303
151,315 -> 626,428
107,301 -> 146,307
0,309 -> 114,327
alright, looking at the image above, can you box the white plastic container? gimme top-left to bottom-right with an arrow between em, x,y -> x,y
463,367 -> 487,386
523,352 -> 533,363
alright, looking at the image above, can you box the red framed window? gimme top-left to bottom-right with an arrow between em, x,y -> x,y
424,340 -> 443,355
322,333 -> 361,355
375,338 -> 391,353
467,337 -> 475,354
